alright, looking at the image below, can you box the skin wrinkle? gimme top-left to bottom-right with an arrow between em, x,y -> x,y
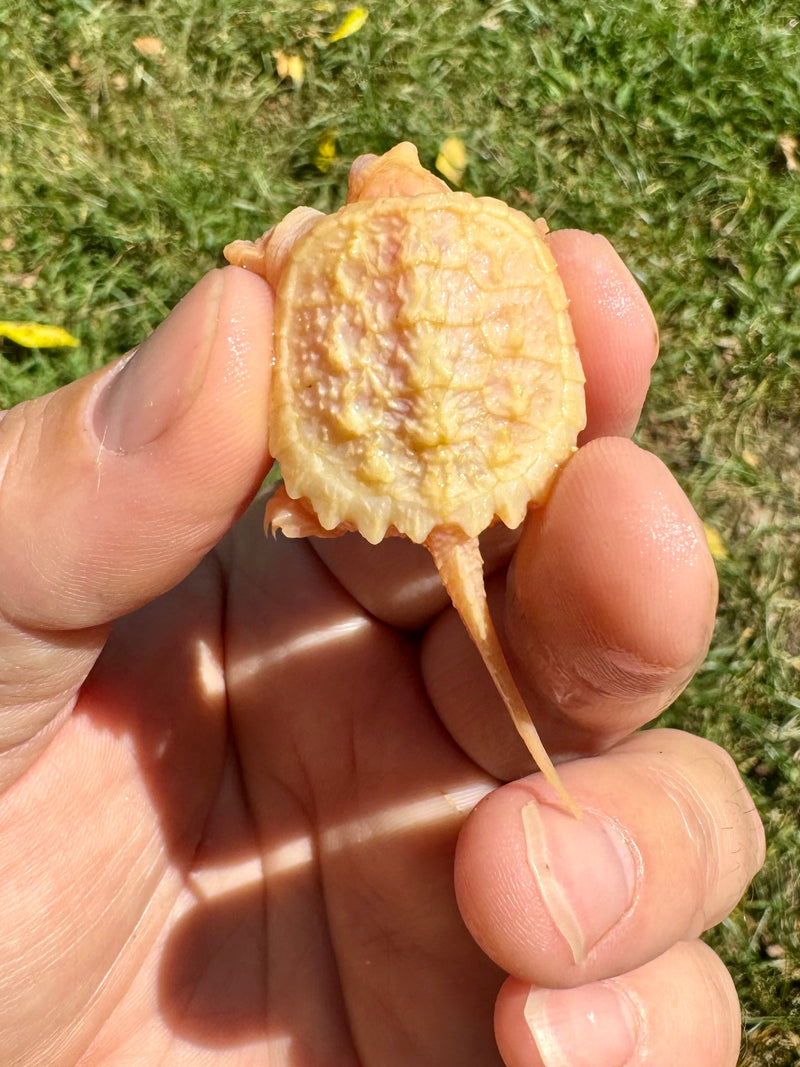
221,532 -> 363,1064
0,691 -> 74,753
0,400 -> 24,495
230,530 -> 499,1064
0,796 -> 171,1067
192,548 -> 244,884
69,840 -> 172,1042
647,762 -> 725,935
528,627 -> 696,718
0,617 -> 103,760
301,793 -> 378,1063
518,612 -> 714,734
307,534 -> 431,641
606,975 -> 647,1063
0,397 -> 51,620
70,555 -> 255,1066
701,947 -> 740,1064
221,536 -> 318,821
725,780 -> 765,874
0,695 -> 73,755
73,886 -> 195,1066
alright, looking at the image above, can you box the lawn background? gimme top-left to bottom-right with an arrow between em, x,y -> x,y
2,1 -> 798,1062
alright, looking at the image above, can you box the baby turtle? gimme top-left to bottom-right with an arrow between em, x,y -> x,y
224,142 -> 585,816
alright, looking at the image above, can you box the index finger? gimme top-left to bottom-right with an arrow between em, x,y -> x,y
547,229 -> 659,443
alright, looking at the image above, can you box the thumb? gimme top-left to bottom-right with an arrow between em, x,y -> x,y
0,267 -> 272,761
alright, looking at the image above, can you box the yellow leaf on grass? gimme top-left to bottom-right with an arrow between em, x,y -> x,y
315,130 -> 337,172
133,36 -> 164,56
0,321 -> 79,348
703,522 -> 729,560
273,50 -> 305,86
778,132 -> 799,172
435,136 -> 468,185
330,8 -> 368,41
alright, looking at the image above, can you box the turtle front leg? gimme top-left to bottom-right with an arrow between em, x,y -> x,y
264,485 -> 358,539
224,207 -> 325,287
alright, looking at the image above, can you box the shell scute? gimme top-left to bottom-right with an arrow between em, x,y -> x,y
271,190 -> 585,545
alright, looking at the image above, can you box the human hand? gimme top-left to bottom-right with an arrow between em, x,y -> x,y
0,234 -> 764,1065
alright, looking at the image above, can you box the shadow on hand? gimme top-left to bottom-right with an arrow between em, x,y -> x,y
77,503 -> 501,1059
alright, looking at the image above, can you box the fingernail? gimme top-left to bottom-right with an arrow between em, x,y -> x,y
522,800 -> 637,964
94,270 -> 225,452
524,983 -> 639,1067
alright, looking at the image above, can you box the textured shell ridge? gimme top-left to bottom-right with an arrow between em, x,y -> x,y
269,184 -> 585,545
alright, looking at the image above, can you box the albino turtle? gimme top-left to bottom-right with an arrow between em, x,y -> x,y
224,142 -> 585,816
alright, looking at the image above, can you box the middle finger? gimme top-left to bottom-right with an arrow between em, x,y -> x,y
422,436 -> 718,780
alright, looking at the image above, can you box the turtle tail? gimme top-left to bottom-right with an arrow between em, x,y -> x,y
425,526 -> 582,820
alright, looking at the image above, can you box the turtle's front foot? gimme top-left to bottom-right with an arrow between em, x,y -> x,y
264,485 -> 354,539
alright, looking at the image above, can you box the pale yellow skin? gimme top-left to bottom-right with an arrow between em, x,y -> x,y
224,143 -> 586,816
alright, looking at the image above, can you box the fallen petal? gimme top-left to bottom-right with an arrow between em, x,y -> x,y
330,8 -> 368,41
703,522 -> 729,560
0,321 -> 79,348
133,36 -> 164,56
435,136 -> 468,185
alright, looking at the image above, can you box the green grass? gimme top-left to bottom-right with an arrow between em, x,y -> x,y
3,0 -> 799,1061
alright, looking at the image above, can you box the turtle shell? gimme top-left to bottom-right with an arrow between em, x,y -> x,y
269,191 -> 585,545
